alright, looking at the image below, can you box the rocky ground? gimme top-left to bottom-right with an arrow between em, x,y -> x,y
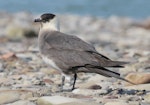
0,11 -> 150,105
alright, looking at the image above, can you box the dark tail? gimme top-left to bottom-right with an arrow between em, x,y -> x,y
87,66 -> 135,85
104,61 -> 129,68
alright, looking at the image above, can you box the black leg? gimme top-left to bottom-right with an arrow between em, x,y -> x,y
61,75 -> 65,91
72,73 -> 77,90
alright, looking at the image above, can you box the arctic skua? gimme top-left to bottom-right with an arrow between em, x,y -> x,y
34,13 -> 134,91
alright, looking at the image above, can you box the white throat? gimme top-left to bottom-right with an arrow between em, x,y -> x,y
40,17 -> 60,31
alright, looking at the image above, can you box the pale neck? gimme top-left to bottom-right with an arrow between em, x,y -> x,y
41,23 -> 58,31
40,17 -> 60,32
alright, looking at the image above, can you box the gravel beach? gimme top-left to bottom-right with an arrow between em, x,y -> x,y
0,12 -> 150,105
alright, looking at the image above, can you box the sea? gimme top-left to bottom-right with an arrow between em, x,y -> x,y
0,0 -> 150,19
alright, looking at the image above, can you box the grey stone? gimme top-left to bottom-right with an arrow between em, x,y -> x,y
0,90 -> 33,104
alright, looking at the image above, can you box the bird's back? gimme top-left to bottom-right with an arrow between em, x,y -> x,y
39,30 -> 96,52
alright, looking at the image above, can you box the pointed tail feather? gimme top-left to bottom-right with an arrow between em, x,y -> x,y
104,61 -> 129,68
88,66 -> 135,85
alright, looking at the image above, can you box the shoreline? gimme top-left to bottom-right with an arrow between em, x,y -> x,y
0,11 -> 150,47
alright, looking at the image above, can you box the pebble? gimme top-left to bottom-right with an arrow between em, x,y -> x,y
37,96 -> 100,105
0,90 -> 33,104
0,90 -> 20,104
144,93 -> 150,103
125,72 -> 150,85
6,100 -> 36,105
87,84 -> 102,90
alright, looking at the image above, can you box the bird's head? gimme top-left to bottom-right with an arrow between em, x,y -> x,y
34,13 -> 60,31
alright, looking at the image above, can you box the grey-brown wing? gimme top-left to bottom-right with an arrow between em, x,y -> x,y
42,31 -> 126,67
43,48 -> 99,72
86,51 -> 128,67
44,31 -> 96,51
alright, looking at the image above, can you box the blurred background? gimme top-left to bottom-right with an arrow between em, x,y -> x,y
0,0 -> 150,18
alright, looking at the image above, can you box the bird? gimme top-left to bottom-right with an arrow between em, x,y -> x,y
34,13 -> 134,91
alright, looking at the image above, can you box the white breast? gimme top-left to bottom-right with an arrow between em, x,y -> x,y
42,55 -> 61,72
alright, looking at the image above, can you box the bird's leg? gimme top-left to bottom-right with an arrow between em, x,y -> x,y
72,73 -> 77,90
60,75 -> 65,91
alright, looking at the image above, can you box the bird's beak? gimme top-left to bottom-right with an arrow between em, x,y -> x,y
34,18 -> 42,22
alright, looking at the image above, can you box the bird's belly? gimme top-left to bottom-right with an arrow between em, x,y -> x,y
42,55 -> 61,72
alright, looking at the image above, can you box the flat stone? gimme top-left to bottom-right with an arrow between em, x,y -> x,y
37,96 -> 100,105
0,90 -> 33,104
104,101 -> 129,105
0,90 -> 20,104
125,72 -> 150,85
72,89 -> 108,96
58,102 -> 100,105
7,100 -> 36,105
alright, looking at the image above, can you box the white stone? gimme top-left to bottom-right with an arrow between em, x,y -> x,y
0,91 -> 20,104
6,100 -> 36,105
37,96 -> 100,105
72,89 -> 107,96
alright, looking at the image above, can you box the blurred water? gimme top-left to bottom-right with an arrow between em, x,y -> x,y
0,0 -> 150,18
